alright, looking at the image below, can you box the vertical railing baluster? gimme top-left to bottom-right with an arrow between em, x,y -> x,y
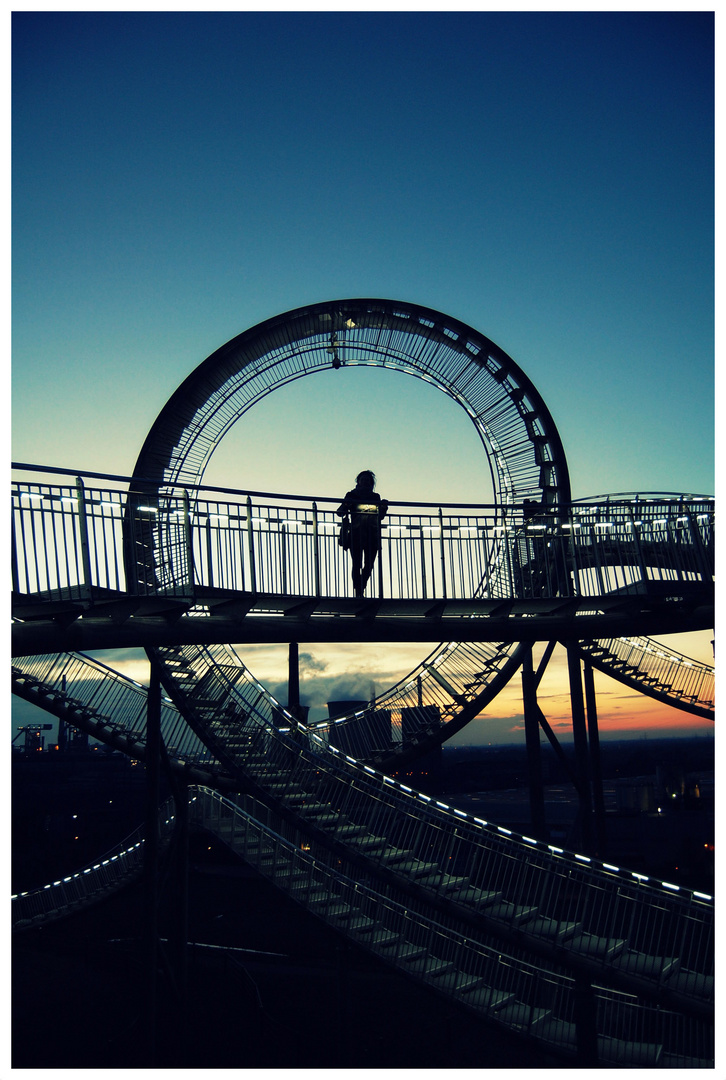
312,502 -> 321,597
438,507 -> 447,600
418,525 -> 427,600
183,490 -> 194,596
11,498 -> 20,595
685,506 -> 712,583
246,496 -> 257,593
281,520 -> 288,595
75,476 -> 93,600
205,514 -> 214,588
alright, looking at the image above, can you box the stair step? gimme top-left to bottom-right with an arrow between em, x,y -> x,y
293,885 -> 329,903
660,1053 -> 714,1068
378,847 -> 414,865
254,851 -> 278,865
415,872 -> 445,887
301,811 -> 339,825
316,901 -> 353,918
665,968 -> 714,999
350,834 -> 388,852
384,941 -> 427,962
458,984 -> 515,1012
453,973 -> 486,993
449,886 -> 503,906
404,956 -> 455,979
339,915 -> 377,933
611,949 -> 680,979
496,1002 -> 551,1029
485,901 -> 538,925
568,932 -> 626,960
397,860 -> 440,878
309,898 -> 348,916
368,928 -> 399,947
597,1036 -> 663,1067
537,1018 -> 577,1050
438,875 -> 469,893
527,916 -> 582,942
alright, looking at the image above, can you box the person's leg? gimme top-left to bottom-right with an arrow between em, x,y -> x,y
350,533 -> 363,596
360,534 -> 378,593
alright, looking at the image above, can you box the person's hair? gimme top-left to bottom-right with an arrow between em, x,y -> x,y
356,470 -> 376,488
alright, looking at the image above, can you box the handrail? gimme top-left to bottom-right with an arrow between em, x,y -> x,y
146,638 -> 714,1016
12,786 -> 713,1066
11,463 -> 715,513
11,478 -> 714,608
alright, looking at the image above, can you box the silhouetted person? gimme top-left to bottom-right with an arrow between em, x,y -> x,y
337,470 -> 388,597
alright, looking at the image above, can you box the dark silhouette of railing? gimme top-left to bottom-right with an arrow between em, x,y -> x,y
11,782 -> 714,1068
11,471 -> 714,618
10,468 -> 715,1067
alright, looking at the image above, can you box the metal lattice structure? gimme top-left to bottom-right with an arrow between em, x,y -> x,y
125,298 -> 573,740
11,300 -> 714,1065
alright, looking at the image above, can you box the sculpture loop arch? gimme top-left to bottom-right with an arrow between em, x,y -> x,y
132,298 -> 571,507
128,299 -> 573,753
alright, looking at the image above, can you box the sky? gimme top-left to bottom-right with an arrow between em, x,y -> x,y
10,9 -> 715,746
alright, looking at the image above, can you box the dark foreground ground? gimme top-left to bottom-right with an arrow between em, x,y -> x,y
13,832 -> 563,1070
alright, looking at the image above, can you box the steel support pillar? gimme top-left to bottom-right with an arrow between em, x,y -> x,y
566,643 -> 595,853
574,972 -> 599,1066
143,657 -> 162,1064
167,774 -> 189,1012
288,641 -> 300,717
521,644 -> 546,838
583,659 -> 607,855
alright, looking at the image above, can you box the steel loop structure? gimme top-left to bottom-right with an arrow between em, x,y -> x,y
11,300 -> 715,1066
123,298 -> 574,737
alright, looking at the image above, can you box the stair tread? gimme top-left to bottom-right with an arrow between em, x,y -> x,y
485,901 -> 538,924
567,932 -> 626,959
611,949 -> 680,979
665,968 -> 714,998
458,985 -> 515,1011
496,1002 -> 551,1028
597,1036 -> 663,1067
527,916 -> 582,941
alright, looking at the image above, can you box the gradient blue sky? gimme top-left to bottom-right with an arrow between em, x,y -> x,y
11,11 -> 714,742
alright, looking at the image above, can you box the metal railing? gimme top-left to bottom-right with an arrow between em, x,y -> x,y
14,638 -> 713,990
11,470 -> 714,607
579,636 -> 714,714
11,651 -> 217,767
14,785 -> 711,1065
11,811 -> 173,930
191,786 -> 712,1067
154,642 -> 714,1002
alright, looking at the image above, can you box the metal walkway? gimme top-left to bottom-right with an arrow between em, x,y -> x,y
10,299 -> 715,1066
12,641 -> 714,1067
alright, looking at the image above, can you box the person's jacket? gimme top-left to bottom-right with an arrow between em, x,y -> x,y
336,486 -> 388,530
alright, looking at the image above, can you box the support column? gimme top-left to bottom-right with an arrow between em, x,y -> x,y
143,657 -> 162,1064
288,641 -> 300,721
521,644 -> 546,838
574,972 -> 599,1066
583,659 -> 607,855
566,643 -> 594,853
170,778 -> 189,1027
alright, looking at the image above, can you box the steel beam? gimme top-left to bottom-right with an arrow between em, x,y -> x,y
11,604 -> 713,657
